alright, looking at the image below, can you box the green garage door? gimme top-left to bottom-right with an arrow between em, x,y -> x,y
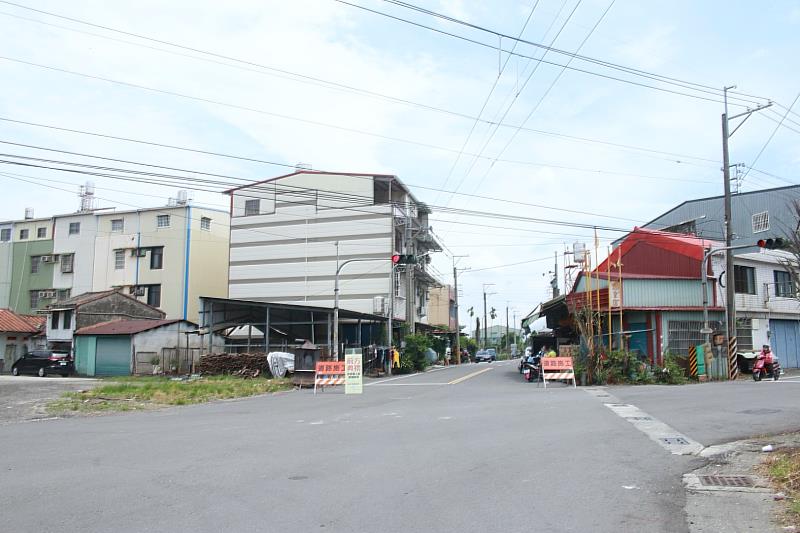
95,336 -> 132,376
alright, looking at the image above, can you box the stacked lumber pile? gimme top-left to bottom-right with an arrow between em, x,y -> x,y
196,352 -> 271,378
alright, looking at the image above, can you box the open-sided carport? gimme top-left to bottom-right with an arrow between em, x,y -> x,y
199,297 -> 389,356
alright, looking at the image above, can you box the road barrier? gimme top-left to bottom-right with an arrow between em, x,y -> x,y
540,357 -> 576,388
728,337 -> 738,380
314,361 -> 345,394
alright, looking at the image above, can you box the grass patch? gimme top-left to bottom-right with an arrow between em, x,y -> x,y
47,375 -> 292,414
764,447 -> 800,522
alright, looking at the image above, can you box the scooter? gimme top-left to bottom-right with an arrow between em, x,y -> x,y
752,348 -> 781,381
522,355 -> 541,382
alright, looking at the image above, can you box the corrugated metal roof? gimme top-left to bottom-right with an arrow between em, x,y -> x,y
0,309 -> 45,333
74,319 -> 185,336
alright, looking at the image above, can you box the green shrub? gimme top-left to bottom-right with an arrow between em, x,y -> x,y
403,334 -> 432,372
653,354 -> 687,384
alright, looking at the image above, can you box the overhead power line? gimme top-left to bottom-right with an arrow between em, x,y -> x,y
0,2 -> 736,168
0,151 -> 635,233
334,0 -> 766,107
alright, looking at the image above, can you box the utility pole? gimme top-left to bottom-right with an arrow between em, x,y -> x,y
552,251 -> 559,298
482,283 -> 494,349
451,255 -> 468,364
721,86 -> 772,342
483,291 -> 488,350
505,304 -> 509,353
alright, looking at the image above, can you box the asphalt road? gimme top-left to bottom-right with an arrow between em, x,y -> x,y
0,363 -> 798,533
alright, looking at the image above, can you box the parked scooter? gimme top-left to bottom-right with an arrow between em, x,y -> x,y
752,345 -> 781,381
522,353 -> 541,382
518,347 -> 532,374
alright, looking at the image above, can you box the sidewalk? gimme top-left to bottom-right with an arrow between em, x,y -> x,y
685,432 -> 799,532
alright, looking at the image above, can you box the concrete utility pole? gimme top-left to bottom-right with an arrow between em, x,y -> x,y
552,251 -> 559,298
482,283 -> 494,349
505,304 -> 509,353
721,86 -> 772,341
483,291 -> 488,349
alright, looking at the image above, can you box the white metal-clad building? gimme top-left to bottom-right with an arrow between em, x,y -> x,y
225,171 -> 442,330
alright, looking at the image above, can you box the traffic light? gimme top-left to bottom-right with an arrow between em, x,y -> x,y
391,254 -> 416,265
757,238 -> 788,250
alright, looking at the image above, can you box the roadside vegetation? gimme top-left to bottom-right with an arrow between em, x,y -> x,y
764,448 -> 800,523
47,375 -> 292,414
576,350 -> 688,386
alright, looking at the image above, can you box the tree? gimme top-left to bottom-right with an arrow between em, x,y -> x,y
779,201 -> 800,299
475,317 -> 481,346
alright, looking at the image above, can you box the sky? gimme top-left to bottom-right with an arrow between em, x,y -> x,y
1,0 -> 799,332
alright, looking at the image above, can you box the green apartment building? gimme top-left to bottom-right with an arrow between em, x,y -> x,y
6,217 -> 56,314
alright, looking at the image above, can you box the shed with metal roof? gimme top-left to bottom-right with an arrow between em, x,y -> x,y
73,319 -> 224,376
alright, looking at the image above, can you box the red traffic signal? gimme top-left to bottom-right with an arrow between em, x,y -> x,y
391,254 -> 416,265
758,238 -> 787,250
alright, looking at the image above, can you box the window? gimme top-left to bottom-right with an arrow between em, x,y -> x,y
114,250 -> 125,270
111,219 -> 124,232
752,211 -> 769,233
774,270 -> 794,298
51,311 -> 59,330
57,289 -> 71,301
150,246 -> 164,270
200,217 -> 211,231
734,265 -> 756,295
68,222 -> 80,235
156,215 -> 170,228
736,318 -> 753,352
62,309 -> 73,329
29,290 -> 39,310
60,253 -> 74,273
19,229 -> 29,240
37,227 -> 46,238
244,199 -> 260,216
667,320 -> 724,357
147,284 -> 161,307
30,255 -> 41,274
0,228 -> 10,241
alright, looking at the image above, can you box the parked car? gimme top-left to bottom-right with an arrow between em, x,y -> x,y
486,348 -> 497,359
475,349 -> 496,363
11,350 -> 73,377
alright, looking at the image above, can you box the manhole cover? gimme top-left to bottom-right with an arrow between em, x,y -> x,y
626,416 -> 653,421
699,475 -> 755,488
738,408 -> 781,415
662,437 -> 691,445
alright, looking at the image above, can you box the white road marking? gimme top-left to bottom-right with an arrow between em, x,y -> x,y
309,421 -> 324,425
364,366 -> 451,387
587,389 -> 704,456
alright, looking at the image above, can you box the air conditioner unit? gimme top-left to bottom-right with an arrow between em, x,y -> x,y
134,287 -> 146,297
373,296 -> 386,315
40,255 -> 52,263
38,290 -> 56,299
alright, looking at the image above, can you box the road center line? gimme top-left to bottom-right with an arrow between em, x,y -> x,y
448,367 -> 493,385
371,383 -> 450,386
